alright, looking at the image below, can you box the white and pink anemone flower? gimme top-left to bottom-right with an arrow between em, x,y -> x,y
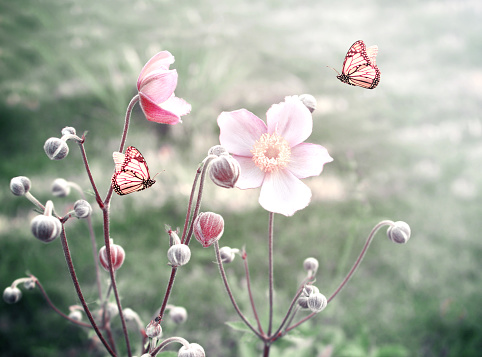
137,51 -> 191,125
218,96 -> 333,216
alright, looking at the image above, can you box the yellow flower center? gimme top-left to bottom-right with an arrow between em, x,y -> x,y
251,132 -> 291,172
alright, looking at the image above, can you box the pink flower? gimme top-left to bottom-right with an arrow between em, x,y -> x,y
218,96 -> 333,216
137,51 -> 191,125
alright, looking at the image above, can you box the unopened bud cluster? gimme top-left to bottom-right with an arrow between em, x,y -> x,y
44,126 -> 82,160
298,285 -> 327,313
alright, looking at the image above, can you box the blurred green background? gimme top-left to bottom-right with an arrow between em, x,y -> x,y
1,0 -> 481,356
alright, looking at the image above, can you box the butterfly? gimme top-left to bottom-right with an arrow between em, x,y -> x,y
333,40 -> 380,89
111,146 -> 156,195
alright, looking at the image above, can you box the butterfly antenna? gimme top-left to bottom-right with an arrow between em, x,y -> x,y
326,66 -> 340,75
153,170 -> 165,179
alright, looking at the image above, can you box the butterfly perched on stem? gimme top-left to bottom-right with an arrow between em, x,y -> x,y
332,40 -> 380,89
112,146 -> 156,195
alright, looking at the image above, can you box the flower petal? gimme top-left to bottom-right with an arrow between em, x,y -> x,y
259,169 -> 312,216
232,155 -> 265,189
137,51 -> 175,89
288,143 -> 333,179
266,96 -> 313,147
139,93 -> 182,125
139,69 -> 178,105
160,94 -> 191,117
218,109 -> 267,156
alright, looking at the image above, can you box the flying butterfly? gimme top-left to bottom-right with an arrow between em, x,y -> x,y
111,146 -> 156,195
332,40 -> 380,89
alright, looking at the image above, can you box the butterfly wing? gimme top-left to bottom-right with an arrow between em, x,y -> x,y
113,152 -> 125,172
112,146 -> 156,195
337,40 -> 380,89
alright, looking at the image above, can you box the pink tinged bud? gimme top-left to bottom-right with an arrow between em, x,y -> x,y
99,239 -> 126,271
307,292 -> 327,313
3,286 -> 22,304
387,221 -> 411,244
208,155 -> 241,189
10,176 -> 31,196
169,306 -> 188,324
178,343 -> 205,357
145,320 -> 163,338
73,199 -> 92,219
193,212 -> 224,248
44,137 -> 69,160
167,244 -> 191,267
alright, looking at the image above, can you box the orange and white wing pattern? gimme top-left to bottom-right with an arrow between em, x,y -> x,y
111,146 -> 156,195
336,40 -> 381,89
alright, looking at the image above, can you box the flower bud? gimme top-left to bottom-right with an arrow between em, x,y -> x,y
3,286 -> 22,304
193,212 -> 224,248
106,302 -> 119,319
31,215 -> 62,243
219,246 -> 236,263
387,221 -> 411,244
99,239 -> 126,271
23,279 -> 36,290
207,145 -> 229,157
44,137 -> 69,160
299,94 -> 317,113
73,199 -> 92,219
178,343 -> 205,357
68,310 -> 83,321
145,320 -> 163,338
298,285 -> 320,309
10,176 -> 31,196
61,126 -> 77,136
303,257 -> 319,275
122,308 -> 139,322
51,178 -> 71,197
169,306 -> 188,324
307,292 -> 327,313
167,244 -> 191,267
208,155 -> 240,189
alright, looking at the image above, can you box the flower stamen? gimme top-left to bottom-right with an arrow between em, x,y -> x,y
251,133 -> 291,172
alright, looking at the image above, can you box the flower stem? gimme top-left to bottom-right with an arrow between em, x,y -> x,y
327,220 -> 394,303
59,226 -> 116,356
102,208 -> 132,357
267,212 -> 275,336
31,276 -> 93,328
242,251 -> 264,335
214,241 -> 264,339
